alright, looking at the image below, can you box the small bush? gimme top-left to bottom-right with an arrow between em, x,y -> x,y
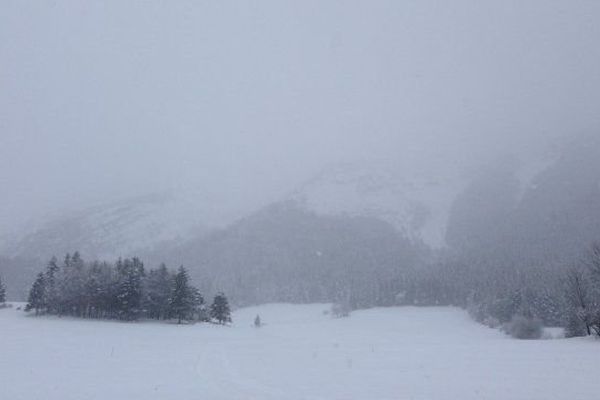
331,302 -> 351,318
504,315 -> 543,339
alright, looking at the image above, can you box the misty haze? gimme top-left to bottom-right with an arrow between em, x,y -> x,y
1,1 -> 599,399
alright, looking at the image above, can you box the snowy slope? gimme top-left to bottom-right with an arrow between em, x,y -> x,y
0,188 -> 270,261
1,154 -> 554,260
0,158 -> 464,259
1,303 -> 596,400
292,159 -> 465,248
0,193 -> 205,260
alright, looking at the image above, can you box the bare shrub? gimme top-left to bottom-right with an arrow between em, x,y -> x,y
331,302 -> 351,318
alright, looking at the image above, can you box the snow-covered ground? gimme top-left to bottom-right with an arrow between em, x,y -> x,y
0,304 -> 596,400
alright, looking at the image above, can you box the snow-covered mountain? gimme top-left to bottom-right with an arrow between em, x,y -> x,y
291,159 -> 465,248
0,193 -> 199,260
1,152 -> 554,262
0,187 -> 272,261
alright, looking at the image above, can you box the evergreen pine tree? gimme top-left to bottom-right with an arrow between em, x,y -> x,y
145,263 -> 173,320
43,257 -> 60,314
94,261 -> 118,319
84,261 -> 106,319
169,266 -> 196,324
116,258 -> 145,320
25,273 -> 47,315
210,292 -> 232,324
58,252 -> 87,316
71,252 -> 87,316
0,275 -> 6,304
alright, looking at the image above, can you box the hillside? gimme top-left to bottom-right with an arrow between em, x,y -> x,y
149,201 -> 427,307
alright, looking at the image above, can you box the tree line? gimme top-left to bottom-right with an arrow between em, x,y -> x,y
24,252 -> 231,324
389,242 -> 600,338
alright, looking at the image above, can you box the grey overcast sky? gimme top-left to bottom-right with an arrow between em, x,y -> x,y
1,0 -> 599,231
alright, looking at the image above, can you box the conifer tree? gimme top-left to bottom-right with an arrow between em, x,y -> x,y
0,275 -> 6,304
71,252 -> 88,316
169,266 -> 196,324
210,292 -> 232,324
116,258 -> 145,320
58,253 -> 86,316
145,263 -> 173,320
25,273 -> 47,315
84,261 -> 107,319
43,257 -> 59,314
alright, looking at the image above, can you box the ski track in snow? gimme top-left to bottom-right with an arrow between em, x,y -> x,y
1,303 -> 597,400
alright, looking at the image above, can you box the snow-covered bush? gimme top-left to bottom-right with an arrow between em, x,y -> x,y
504,315 -> 543,339
331,302 -> 351,318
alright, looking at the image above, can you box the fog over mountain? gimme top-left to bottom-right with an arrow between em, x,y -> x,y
5,3 -> 600,399
2,0 -> 598,240
1,0 -> 600,325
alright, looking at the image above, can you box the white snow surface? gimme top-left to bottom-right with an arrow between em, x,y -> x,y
1,303 -> 596,400
292,160 -> 465,248
0,188 -> 272,260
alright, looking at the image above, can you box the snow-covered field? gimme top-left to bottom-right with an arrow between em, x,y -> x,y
0,304 -> 596,400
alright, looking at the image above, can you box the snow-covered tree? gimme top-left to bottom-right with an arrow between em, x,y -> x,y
145,263 -> 173,320
210,292 -> 231,324
43,257 -> 60,314
58,252 -> 87,316
115,258 -> 145,320
0,275 -> 6,304
169,266 -> 196,324
25,273 -> 47,315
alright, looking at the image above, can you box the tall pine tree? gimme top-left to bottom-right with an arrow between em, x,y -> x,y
115,258 -> 145,320
169,266 -> 196,324
43,257 -> 59,314
0,275 -> 6,304
25,273 -> 47,315
145,263 -> 173,320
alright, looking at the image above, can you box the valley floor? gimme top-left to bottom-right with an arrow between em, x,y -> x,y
0,304 -> 596,400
